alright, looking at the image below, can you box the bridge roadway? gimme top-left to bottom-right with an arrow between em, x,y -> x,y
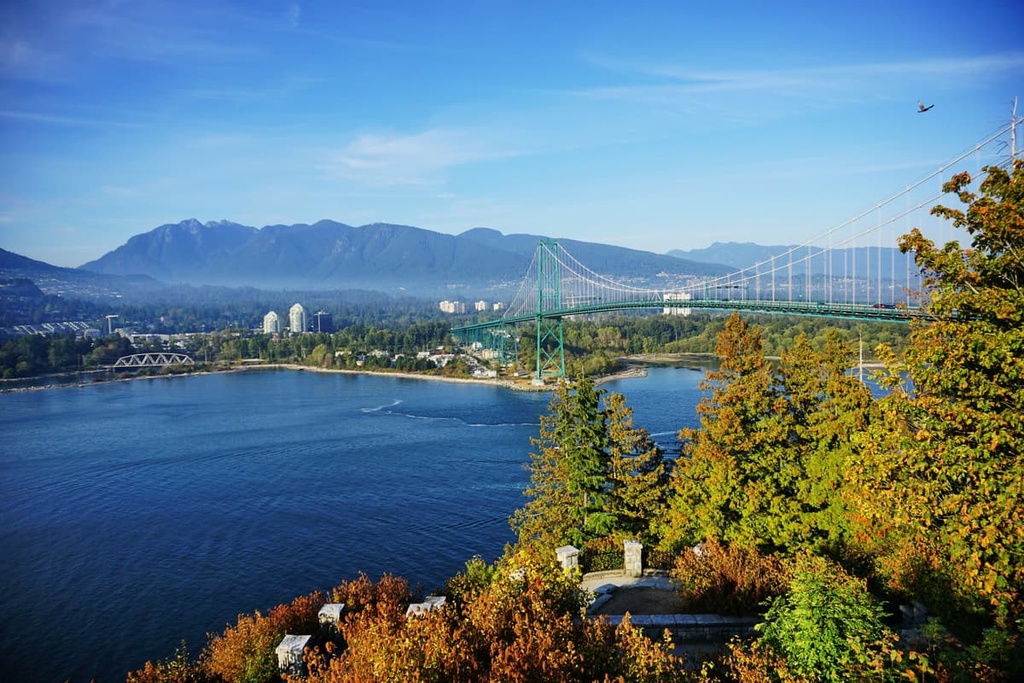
452,298 -> 924,336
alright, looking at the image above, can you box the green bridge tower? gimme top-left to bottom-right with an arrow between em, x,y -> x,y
534,240 -> 566,380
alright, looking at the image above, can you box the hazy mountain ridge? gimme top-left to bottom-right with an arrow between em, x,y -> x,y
1,247 -> 162,299
78,219 -> 730,293
670,241 -> 917,280
667,242 -> 798,269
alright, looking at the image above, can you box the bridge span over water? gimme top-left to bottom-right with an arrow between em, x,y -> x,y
112,353 -> 194,369
453,122 -> 1019,380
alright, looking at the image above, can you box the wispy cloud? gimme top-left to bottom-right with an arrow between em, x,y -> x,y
324,128 -> 521,186
0,0 -> 259,86
576,52 -> 1024,102
181,74 -> 326,104
286,3 -> 301,30
0,109 -> 142,128
0,37 -> 64,82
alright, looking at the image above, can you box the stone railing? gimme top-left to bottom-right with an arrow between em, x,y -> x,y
604,613 -> 759,642
555,539 -> 645,576
559,542 -> 759,646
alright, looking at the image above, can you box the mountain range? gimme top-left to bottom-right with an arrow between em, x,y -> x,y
4,220 -> 919,301
78,219 -> 731,294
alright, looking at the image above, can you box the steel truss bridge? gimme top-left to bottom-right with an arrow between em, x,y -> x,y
453,122 -> 1019,380
112,353 -> 194,368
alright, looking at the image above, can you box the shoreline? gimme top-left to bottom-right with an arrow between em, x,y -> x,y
0,350 -> 887,395
0,361 -> 655,395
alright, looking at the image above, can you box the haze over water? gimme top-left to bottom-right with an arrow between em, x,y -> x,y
0,367 -> 704,682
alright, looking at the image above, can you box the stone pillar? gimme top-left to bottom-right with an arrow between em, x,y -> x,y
318,603 -> 345,634
555,545 -> 580,571
624,539 -> 643,577
275,634 -> 311,677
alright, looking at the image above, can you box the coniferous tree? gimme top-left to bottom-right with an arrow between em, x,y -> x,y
776,331 -> 875,552
659,312 -> 778,549
512,374 -> 669,550
605,391 -> 671,544
661,315 -> 874,555
512,375 -> 613,549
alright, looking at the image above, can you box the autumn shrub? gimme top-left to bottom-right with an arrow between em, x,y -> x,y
199,590 -> 326,683
643,546 -> 675,571
127,642 -> 208,683
671,539 -> 789,614
303,552 -> 667,683
700,637 -> 803,683
306,601 -> 476,683
446,555 -> 497,608
329,572 -> 410,621
465,548 -> 590,645
870,538 -> 994,641
602,616 -> 693,683
134,556 -> 699,683
900,622 -> 1023,683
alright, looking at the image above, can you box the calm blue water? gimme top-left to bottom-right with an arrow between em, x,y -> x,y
0,366 -> 704,682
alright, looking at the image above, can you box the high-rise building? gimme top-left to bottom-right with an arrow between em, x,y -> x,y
263,311 -> 281,334
314,310 -> 334,333
289,303 -> 307,334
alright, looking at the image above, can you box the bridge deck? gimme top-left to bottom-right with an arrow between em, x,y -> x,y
453,299 -> 921,335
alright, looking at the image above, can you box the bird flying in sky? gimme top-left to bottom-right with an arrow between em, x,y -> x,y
918,100 -> 934,113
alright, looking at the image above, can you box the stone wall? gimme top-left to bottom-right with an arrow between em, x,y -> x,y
602,613 -> 760,642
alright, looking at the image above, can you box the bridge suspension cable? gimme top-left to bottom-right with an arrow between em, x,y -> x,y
454,120 -> 1020,379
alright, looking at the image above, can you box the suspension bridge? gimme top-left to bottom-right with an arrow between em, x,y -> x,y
453,121 -> 1020,380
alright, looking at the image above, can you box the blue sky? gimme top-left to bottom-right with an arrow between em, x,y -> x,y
1,1 -> 1021,267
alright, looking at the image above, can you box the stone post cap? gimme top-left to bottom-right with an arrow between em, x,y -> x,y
555,545 -> 580,558
275,634 -> 311,655
623,539 -> 643,550
406,596 -> 446,617
318,603 -> 346,623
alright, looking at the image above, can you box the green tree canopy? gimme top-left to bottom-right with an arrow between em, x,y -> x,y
512,374 -> 669,550
851,160 -> 1024,632
661,314 -> 874,555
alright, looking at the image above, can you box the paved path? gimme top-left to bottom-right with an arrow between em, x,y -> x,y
580,572 -> 675,592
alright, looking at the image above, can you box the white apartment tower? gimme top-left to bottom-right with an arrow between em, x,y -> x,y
263,311 -> 281,334
289,303 -> 307,334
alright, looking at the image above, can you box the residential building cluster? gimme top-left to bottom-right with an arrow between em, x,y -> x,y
439,300 -> 504,314
262,303 -> 333,334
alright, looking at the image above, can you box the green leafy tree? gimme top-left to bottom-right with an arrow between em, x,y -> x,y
757,555 -> 896,683
660,312 -> 778,549
778,330 -> 875,552
662,315 -> 874,555
851,160 -> 1024,632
